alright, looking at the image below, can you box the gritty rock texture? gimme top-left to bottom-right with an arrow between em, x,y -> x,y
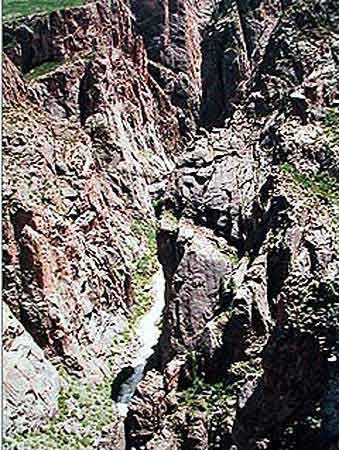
3,303 -> 61,434
27,56 -> 88,118
3,1 -> 114,73
3,54 -> 27,106
2,2 -> 180,445
2,0 -> 339,449
125,1 -> 339,449
199,0 -> 284,127
128,0 -> 215,136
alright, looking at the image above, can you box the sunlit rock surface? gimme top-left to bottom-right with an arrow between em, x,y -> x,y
2,0 -> 338,449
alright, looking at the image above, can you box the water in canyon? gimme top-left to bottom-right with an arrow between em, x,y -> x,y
116,269 -> 165,417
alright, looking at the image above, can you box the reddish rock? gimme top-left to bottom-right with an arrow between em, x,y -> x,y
2,1 -> 338,449
3,54 -> 27,106
4,2 -> 115,73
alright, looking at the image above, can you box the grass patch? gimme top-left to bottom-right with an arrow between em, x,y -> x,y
25,60 -> 64,81
131,219 -> 158,322
325,107 -> 339,128
325,107 -> 339,144
3,0 -> 86,20
178,353 -> 237,417
151,198 -> 165,217
25,51 -> 94,81
178,351 -> 263,427
3,369 -> 116,450
281,163 -> 339,203
181,379 -> 237,416
123,219 -> 158,337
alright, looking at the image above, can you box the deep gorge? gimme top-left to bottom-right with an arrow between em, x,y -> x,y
2,1 -> 339,449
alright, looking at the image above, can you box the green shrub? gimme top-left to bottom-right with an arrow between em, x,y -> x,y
3,369 -> 116,450
325,107 -> 339,144
25,60 -> 64,81
128,219 -> 158,329
178,352 -> 238,417
281,163 -> 339,203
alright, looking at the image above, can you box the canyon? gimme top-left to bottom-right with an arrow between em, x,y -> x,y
2,0 -> 339,449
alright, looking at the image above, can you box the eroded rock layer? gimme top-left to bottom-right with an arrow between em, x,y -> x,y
125,1 -> 339,449
2,0 -> 339,450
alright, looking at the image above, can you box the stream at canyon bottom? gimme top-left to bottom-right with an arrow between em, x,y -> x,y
116,268 -> 166,417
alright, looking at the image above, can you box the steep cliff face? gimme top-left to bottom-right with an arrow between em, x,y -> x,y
3,2 -> 180,447
127,0 -> 212,136
125,1 -> 339,449
3,1 -> 114,72
2,0 -> 339,450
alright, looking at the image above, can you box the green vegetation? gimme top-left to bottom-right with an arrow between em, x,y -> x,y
178,352 -> 237,417
322,107 -> 339,179
126,219 -> 158,334
161,210 -> 179,231
131,218 -> 157,279
3,220 -> 160,450
302,107 -> 339,205
25,50 -> 95,82
181,379 -> 237,416
325,107 -> 339,144
151,198 -> 165,217
325,107 -> 339,128
3,34 -> 16,50
227,250 -> 240,267
281,163 -> 339,203
3,369 -> 116,450
178,351 -> 263,424
25,60 -> 64,81
106,218 -> 159,376
228,359 -> 263,385
3,0 -> 86,20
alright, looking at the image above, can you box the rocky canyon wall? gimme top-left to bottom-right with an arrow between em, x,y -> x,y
2,1 -> 339,450
125,1 -> 339,449
3,1 -> 182,446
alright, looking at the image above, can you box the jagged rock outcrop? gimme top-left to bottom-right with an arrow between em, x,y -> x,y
157,220 -> 234,364
3,1 -> 115,72
2,0 -> 339,449
3,54 -> 27,106
129,0 -> 216,135
124,1 -> 339,449
3,303 -> 61,434
199,0 -> 284,127
27,57 -> 87,118
2,1 -> 181,445
4,0 -> 141,119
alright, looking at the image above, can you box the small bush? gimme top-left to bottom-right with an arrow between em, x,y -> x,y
281,163 -> 339,203
3,369 -> 116,450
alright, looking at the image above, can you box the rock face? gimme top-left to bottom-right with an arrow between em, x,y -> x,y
129,0 -> 212,136
124,1 -> 339,449
3,303 -> 61,434
28,56 -> 88,118
3,2 -> 114,72
3,54 -> 27,106
2,2 -> 180,445
2,0 -> 339,449
200,0 -> 284,127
